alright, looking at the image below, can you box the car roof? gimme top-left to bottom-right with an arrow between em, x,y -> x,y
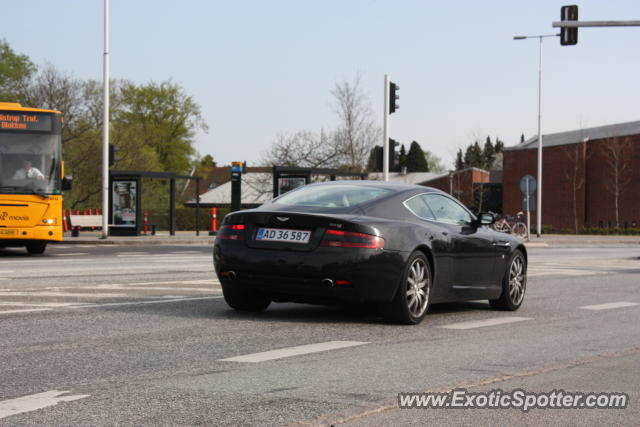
307,180 -> 445,195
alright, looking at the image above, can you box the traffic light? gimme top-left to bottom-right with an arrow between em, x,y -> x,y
389,81 -> 399,114
108,144 -> 120,167
374,146 -> 384,172
389,138 -> 398,170
560,5 -> 578,46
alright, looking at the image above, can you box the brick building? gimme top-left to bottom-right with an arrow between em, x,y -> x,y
503,120 -> 640,232
420,167 -> 498,213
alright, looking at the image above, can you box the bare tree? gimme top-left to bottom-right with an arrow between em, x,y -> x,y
262,129 -> 343,168
564,141 -> 586,234
262,75 -> 380,171
602,135 -> 633,227
331,74 -> 381,171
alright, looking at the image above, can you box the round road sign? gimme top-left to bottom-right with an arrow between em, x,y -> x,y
520,175 -> 537,195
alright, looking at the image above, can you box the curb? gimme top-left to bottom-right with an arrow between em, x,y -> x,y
53,240 -> 214,246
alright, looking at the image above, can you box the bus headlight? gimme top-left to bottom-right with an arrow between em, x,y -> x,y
41,218 -> 57,225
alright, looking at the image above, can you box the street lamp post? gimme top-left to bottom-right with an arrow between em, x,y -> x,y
513,33 -> 558,238
101,0 -> 110,239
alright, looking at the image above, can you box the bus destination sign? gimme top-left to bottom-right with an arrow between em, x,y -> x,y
0,111 -> 53,132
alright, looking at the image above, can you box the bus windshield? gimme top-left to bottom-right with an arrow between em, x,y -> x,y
0,132 -> 62,195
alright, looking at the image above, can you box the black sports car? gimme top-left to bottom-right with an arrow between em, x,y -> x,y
213,181 -> 527,324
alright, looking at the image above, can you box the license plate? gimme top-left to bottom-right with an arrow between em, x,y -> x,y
256,228 -> 311,244
0,229 -> 16,236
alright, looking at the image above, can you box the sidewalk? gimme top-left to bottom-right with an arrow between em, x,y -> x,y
524,234 -> 640,247
54,231 -> 640,246
56,230 -> 215,245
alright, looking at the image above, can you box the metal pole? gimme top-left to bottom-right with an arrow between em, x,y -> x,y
101,0 -> 110,239
526,178 -> 531,241
383,75 -> 390,182
536,36 -> 543,237
552,20 -> 640,28
195,177 -> 200,236
169,178 -> 176,236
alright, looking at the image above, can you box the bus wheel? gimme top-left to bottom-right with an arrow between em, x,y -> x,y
26,242 -> 47,254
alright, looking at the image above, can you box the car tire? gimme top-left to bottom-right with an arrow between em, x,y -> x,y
222,284 -> 271,312
381,251 -> 432,325
26,242 -> 47,254
490,249 -> 526,310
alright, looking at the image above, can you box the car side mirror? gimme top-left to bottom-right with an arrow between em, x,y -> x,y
62,176 -> 73,191
478,212 -> 496,226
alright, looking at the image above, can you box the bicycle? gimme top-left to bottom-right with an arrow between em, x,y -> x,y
492,212 -> 528,239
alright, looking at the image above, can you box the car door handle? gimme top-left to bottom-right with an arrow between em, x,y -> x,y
492,241 -> 511,247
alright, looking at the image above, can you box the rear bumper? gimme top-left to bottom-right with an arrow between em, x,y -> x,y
0,225 -> 62,243
213,241 -> 408,304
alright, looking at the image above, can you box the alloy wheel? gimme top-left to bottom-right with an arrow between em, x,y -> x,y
508,255 -> 526,305
406,258 -> 430,318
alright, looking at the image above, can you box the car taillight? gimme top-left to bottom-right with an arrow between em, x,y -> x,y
217,224 -> 245,240
320,229 -> 384,249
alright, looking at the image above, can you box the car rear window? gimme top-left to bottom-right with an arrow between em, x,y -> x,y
273,184 -> 393,208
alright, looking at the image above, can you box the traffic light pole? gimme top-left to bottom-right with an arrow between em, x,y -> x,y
552,20 -> 640,28
383,75 -> 390,182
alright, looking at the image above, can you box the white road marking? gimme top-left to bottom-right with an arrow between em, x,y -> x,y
440,317 -> 532,330
0,291 -> 129,298
91,285 -> 216,292
0,308 -> 52,315
123,279 -> 219,286
168,251 -> 204,254
219,341 -> 369,363
0,270 -> 15,274
527,268 -> 607,277
115,252 -> 150,255
0,302 -> 79,307
0,390 -> 89,419
65,295 -> 223,309
580,301 -> 639,311
53,253 -> 88,257
0,296 -> 223,315
6,280 -> 220,293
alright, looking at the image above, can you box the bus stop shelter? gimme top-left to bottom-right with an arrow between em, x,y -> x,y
109,170 -> 202,236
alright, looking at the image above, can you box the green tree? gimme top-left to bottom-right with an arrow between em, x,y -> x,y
405,141 -> 429,172
482,136 -> 495,169
199,154 -> 217,168
397,144 -> 407,172
0,39 -> 36,102
455,148 -> 465,170
115,81 -> 207,174
464,141 -> 484,169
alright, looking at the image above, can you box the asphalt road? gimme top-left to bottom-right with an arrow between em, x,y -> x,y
0,243 -> 638,425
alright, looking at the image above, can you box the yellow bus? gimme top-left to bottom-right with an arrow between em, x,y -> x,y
0,102 -> 71,254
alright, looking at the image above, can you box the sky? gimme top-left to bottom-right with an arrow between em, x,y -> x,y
2,1 -> 639,168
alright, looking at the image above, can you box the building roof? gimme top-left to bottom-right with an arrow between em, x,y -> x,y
367,171 -> 441,185
187,172 -> 273,206
187,170 -> 444,207
416,167 -> 491,185
505,120 -> 640,151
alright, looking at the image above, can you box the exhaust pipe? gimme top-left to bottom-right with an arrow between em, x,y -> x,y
322,278 -> 334,288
